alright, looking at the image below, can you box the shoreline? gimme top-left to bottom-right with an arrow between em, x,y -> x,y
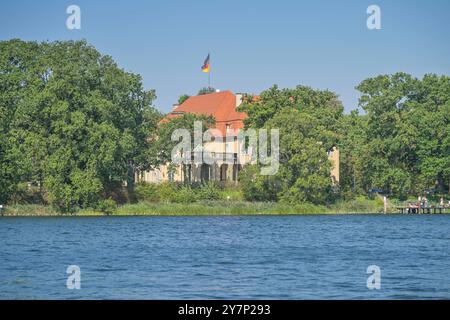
1,213 -> 381,217
3,199 -> 448,217
0,198 -> 402,217
2,211 -> 448,217
1,211 -> 383,217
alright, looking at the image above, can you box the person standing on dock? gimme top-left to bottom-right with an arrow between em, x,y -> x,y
423,196 -> 428,208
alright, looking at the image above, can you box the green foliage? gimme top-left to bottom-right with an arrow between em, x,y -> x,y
97,198 -> 117,215
136,181 -> 222,203
219,185 -> 243,201
178,94 -> 190,105
196,182 -> 221,201
238,86 -> 343,204
267,109 -> 334,204
2,198 -> 392,216
156,182 -> 179,202
353,73 -> 450,197
239,85 -> 343,142
239,165 -> 279,202
1,38 -> 447,210
330,195 -> 386,213
134,182 -> 159,202
135,182 -> 195,203
337,110 -> 370,196
171,186 -> 196,204
8,182 -> 44,204
151,113 -> 215,185
0,39 -> 159,210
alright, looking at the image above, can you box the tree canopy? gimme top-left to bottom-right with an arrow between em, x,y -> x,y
177,94 -> 190,105
238,85 -> 344,204
345,73 -> 450,198
0,39 -> 159,210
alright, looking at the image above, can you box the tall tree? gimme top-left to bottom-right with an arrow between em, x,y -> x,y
238,85 -> 344,204
0,39 -> 159,210
337,110 -> 370,197
356,72 -> 450,197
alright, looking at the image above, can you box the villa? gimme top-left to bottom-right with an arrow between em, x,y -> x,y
136,90 -> 340,185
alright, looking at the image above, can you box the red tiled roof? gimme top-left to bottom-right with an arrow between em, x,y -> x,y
164,91 -> 247,135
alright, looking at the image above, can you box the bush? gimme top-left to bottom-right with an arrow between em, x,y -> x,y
197,182 -> 221,201
157,182 -> 180,203
98,198 -> 117,215
135,182 -> 197,203
136,181 -> 238,203
170,186 -> 196,203
103,182 -> 133,204
135,183 -> 160,202
279,174 -> 334,205
9,182 -> 44,204
219,187 -> 243,201
238,165 -> 279,202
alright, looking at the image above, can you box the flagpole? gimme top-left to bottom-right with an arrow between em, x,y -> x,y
208,52 -> 211,88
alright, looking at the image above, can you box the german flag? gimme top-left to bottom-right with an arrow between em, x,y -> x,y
201,54 -> 210,73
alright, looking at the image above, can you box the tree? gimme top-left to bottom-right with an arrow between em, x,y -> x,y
0,134 -> 16,204
337,110 -> 370,197
151,113 -> 215,183
238,165 -> 279,202
0,40 -> 42,204
239,85 -> 343,140
237,85 -> 344,204
356,72 -> 450,197
266,109 -> 334,204
0,39 -> 159,211
178,94 -> 190,105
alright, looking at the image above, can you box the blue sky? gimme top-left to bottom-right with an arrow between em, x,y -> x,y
1,0 -> 449,113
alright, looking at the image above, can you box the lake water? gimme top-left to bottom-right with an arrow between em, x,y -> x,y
0,215 -> 449,299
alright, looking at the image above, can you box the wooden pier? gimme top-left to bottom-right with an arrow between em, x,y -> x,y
397,206 -> 448,214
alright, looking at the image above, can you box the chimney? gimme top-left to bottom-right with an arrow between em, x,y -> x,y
235,93 -> 243,108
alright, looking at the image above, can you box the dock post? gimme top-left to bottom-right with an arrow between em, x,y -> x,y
418,196 -> 421,214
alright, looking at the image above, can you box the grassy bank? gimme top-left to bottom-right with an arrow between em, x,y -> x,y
1,197 -> 389,216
